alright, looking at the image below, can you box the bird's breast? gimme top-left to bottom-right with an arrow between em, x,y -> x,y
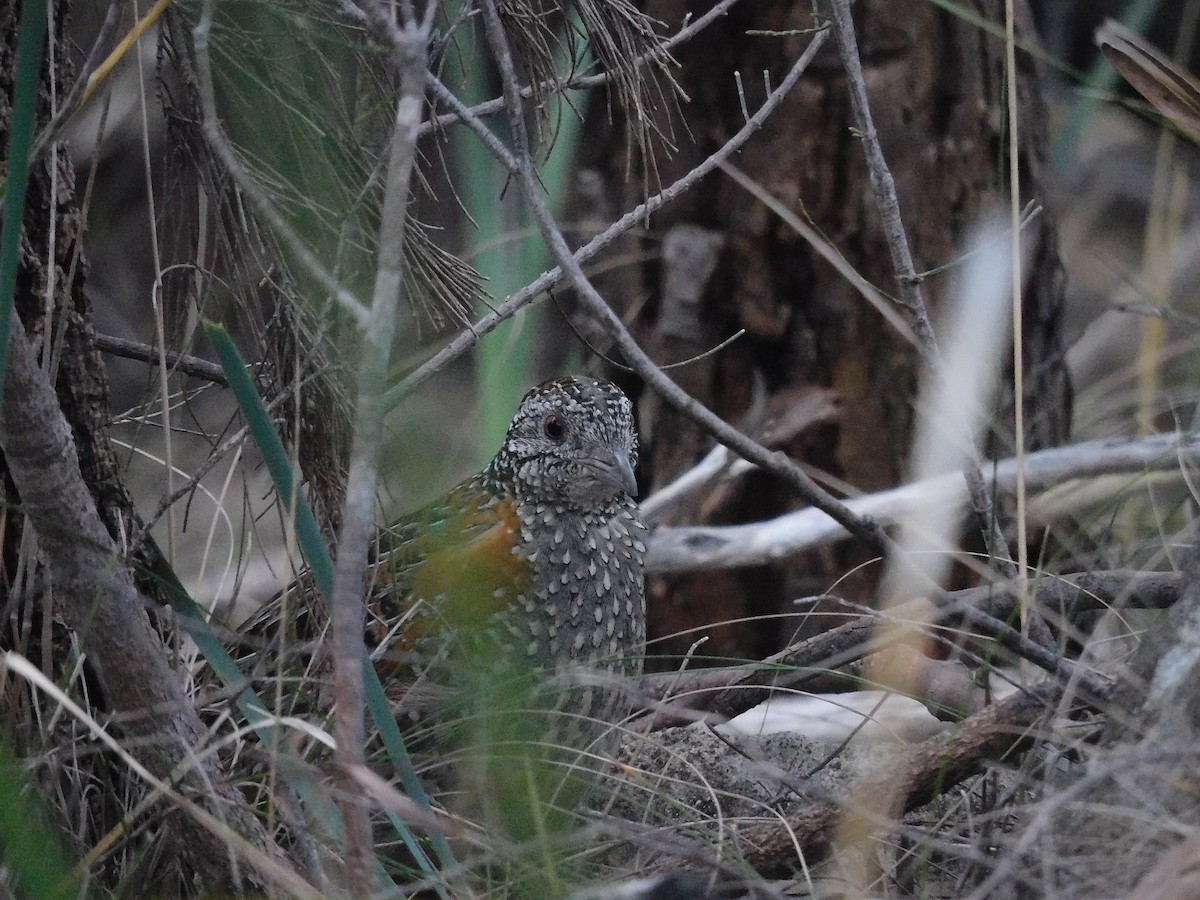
508,501 -> 648,674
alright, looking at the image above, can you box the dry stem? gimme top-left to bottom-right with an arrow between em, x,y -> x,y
327,1 -> 435,891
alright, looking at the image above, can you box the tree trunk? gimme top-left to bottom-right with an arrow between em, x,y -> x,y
582,1 -> 1072,666
0,1 -> 272,891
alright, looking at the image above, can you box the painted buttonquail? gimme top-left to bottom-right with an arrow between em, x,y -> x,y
246,376 -> 648,730
370,375 -> 648,681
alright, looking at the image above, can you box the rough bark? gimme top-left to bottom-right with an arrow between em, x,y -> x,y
583,1 -> 1072,666
0,1 -> 272,891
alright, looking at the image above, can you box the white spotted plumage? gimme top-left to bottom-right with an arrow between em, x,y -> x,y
479,376 -> 647,675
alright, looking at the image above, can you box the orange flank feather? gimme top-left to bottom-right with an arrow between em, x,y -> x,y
408,496 -> 529,636
368,493 -> 531,684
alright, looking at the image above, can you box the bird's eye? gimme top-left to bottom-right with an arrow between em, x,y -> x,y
543,414 -> 566,441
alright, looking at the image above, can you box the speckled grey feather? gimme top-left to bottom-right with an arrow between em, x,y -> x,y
480,376 -> 648,677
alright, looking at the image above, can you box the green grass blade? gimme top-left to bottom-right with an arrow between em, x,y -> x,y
140,538 -> 350,848
0,0 -> 49,382
148,551 -> 271,723
204,321 -> 456,880
1051,0 -> 1164,169
0,737 -> 78,900
204,322 -> 334,598
450,3 -> 591,451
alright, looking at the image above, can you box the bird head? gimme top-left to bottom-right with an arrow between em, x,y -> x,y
487,376 -> 639,512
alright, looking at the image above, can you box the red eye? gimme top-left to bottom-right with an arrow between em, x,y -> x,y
543,414 -> 565,440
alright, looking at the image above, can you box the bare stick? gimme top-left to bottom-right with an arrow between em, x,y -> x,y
827,0 -> 1016,579
426,74 -> 520,172
326,1 -> 433,890
646,432 -> 1200,572
827,0 -> 936,346
641,387 -> 839,523
94,331 -> 229,385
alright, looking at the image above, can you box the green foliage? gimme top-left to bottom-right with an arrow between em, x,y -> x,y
0,0 -> 48,382
205,321 -> 456,882
0,737 -> 77,900
205,322 -> 335,598
205,1 -> 373,307
442,659 -> 605,898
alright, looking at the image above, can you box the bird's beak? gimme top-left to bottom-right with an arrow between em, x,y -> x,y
593,444 -> 638,497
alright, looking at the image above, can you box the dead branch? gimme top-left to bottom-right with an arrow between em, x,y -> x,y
730,682 -> 1061,877
633,569 -> 1172,728
314,0 -> 435,890
93,332 -> 229,385
646,432 -> 1200,572
0,309 -> 278,891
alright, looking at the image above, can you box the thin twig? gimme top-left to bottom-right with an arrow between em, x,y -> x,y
826,0 -> 935,346
329,2 -> 433,891
1003,0 -> 1030,645
94,331 -> 229,384
29,0 -> 126,161
827,0 -> 1017,580
718,161 -> 916,345
640,387 -> 838,522
426,74 -> 520,172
